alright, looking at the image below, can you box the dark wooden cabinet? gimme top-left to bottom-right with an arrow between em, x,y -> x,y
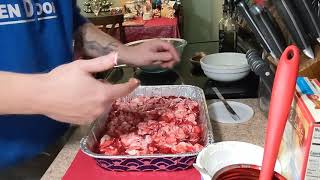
83,12 -> 126,43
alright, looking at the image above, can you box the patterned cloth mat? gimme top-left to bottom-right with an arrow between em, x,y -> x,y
63,150 -> 201,180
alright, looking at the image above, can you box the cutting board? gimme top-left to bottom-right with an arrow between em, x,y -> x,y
63,150 -> 201,180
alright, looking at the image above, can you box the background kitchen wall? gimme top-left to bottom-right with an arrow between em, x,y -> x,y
76,0 -> 223,58
181,0 -> 223,59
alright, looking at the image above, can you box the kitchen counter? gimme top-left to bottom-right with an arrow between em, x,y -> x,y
41,98 -> 268,180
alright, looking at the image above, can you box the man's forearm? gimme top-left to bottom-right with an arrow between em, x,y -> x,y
75,22 -> 175,67
0,72 -> 48,115
76,23 -> 127,61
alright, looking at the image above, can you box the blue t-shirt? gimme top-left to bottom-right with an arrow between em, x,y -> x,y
0,0 -> 87,169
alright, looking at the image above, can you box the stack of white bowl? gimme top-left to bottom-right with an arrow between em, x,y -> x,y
200,53 -> 251,82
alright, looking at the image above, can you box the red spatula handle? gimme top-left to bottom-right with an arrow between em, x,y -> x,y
259,45 -> 300,180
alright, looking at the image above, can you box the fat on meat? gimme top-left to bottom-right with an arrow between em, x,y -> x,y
98,96 -> 203,156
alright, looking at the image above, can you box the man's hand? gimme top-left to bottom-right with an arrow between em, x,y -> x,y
41,52 -> 139,125
77,23 -> 180,68
119,39 -> 180,68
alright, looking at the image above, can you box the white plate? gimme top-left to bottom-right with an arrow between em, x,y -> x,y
208,101 -> 254,123
195,141 -> 282,180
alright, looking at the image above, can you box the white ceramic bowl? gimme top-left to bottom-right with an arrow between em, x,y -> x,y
200,53 -> 249,70
202,69 -> 250,82
200,53 -> 251,82
195,141 -> 282,180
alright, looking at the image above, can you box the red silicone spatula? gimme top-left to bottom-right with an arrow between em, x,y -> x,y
259,45 -> 300,180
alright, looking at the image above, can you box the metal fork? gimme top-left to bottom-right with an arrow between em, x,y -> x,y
212,87 -> 240,121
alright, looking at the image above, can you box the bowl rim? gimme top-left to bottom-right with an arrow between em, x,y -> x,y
200,61 -> 249,70
212,164 -> 286,180
201,65 -> 250,73
202,69 -> 250,74
126,38 -> 188,49
190,58 -> 201,64
195,141 -> 282,178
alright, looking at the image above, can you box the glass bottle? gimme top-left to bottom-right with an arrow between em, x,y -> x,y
174,0 -> 181,17
156,0 -> 162,10
218,4 -> 228,52
221,5 -> 238,52
258,78 -> 271,117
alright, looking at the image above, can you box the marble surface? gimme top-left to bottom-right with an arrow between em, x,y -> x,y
41,98 -> 268,180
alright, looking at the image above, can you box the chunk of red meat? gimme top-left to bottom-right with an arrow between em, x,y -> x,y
158,112 -> 175,123
98,96 -> 204,155
137,120 -> 160,135
171,142 -> 204,154
99,138 -> 124,155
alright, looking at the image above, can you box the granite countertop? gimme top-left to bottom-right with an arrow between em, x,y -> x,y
41,98 -> 268,180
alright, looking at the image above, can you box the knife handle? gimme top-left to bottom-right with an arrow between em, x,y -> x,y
246,49 -> 275,94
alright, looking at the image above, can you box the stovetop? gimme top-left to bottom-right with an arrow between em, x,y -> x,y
134,69 -> 181,86
104,63 -> 259,99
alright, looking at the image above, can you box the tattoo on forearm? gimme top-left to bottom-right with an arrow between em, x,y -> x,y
74,23 -> 122,58
83,39 -> 119,57
73,29 -> 84,56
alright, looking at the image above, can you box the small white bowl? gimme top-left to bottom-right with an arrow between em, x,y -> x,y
200,53 -> 249,70
200,53 -> 250,82
195,141 -> 282,180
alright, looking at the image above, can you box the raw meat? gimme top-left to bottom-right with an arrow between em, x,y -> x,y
97,96 -> 203,156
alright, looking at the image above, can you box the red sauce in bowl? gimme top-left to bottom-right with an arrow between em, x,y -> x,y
212,164 -> 286,180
